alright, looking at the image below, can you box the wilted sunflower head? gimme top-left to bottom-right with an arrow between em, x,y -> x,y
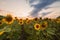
34,23 -> 41,30
41,21 -> 48,30
3,14 -> 14,24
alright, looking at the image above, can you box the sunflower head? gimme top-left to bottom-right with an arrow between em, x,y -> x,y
26,18 -> 29,20
15,17 -> 19,20
3,14 -> 14,24
19,21 -> 23,25
57,18 -> 60,21
34,17 -> 38,21
34,23 -> 41,30
20,19 -> 23,21
26,20 -> 31,24
48,18 -> 52,21
57,18 -> 60,23
44,18 -> 48,20
41,21 -> 48,30
56,21 -> 60,23
39,17 -> 42,20
19,19 -> 24,25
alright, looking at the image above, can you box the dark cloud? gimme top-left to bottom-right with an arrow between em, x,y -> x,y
42,12 -> 53,17
29,0 -> 59,17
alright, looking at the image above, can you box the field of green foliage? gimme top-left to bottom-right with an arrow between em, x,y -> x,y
0,14 -> 60,40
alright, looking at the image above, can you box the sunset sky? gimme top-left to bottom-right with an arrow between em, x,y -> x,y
0,0 -> 60,18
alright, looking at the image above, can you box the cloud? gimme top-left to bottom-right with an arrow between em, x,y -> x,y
29,0 -> 59,17
42,11 -> 53,17
43,12 -> 60,19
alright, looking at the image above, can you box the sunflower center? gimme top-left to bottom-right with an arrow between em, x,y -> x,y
6,17 -> 12,22
34,18 -> 38,21
36,25 -> 39,28
20,22 -> 22,23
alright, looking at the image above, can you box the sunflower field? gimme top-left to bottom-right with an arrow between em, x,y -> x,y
0,14 -> 60,40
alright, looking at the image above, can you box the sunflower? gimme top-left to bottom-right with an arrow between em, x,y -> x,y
34,17 -> 38,21
19,19 -> 24,25
41,21 -> 48,30
26,20 -> 31,24
44,18 -> 48,20
34,23 -> 41,30
19,19 -> 23,21
26,18 -> 29,20
2,14 -> 14,24
39,17 -> 42,20
48,18 -> 52,21
0,31 -> 5,35
15,17 -> 19,20
55,18 -> 60,23
57,18 -> 60,21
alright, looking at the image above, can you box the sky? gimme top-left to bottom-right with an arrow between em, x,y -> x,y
0,0 -> 60,18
